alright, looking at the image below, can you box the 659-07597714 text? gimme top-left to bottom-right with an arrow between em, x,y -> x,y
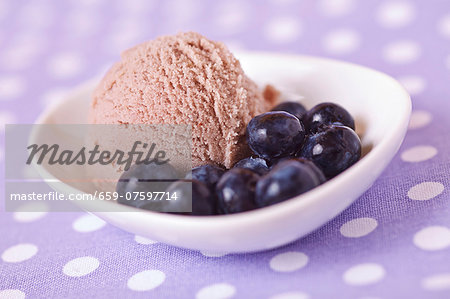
9,191 -> 179,202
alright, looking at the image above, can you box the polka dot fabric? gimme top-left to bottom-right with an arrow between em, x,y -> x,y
0,0 -> 449,298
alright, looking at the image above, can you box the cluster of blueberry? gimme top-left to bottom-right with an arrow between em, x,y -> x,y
116,102 -> 361,216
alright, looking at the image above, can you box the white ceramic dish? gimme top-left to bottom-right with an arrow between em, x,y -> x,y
34,52 -> 411,253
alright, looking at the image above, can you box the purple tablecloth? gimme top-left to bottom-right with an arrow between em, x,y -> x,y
1,0 -> 450,298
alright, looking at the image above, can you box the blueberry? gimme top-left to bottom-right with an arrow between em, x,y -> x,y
116,162 -> 178,208
186,164 -> 225,190
266,155 -> 295,168
270,157 -> 326,184
246,111 -> 306,160
300,125 -> 361,178
216,168 -> 259,214
233,157 -> 269,176
256,159 -> 322,207
271,101 -> 307,121
304,102 -> 355,134
146,179 -> 216,215
292,157 -> 327,184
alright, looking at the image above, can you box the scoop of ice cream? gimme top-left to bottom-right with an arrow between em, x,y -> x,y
89,32 -> 269,168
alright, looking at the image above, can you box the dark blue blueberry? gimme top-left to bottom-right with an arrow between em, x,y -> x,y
267,155 -> 295,168
216,168 -> 259,214
271,101 -> 307,121
246,111 -> 306,160
256,159 -> 323,207
146,179 -> 216,215
300,125 -> 361,178
292,157 -> 327,184
270,157 -> 326,184
185,164 -> 225,190
116,162 -> 178,208
304,102 -> 355,134
233,157 -> 269,176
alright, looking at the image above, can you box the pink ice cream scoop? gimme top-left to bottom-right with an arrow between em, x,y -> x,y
89,32 -> 270,168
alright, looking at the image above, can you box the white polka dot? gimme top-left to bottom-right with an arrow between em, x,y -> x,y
401,145 -> 437,162
0,289 -> 25,299
264,17 -> 302,44
40,88 -> 70,107
134,235 -> 158,245
1,243 -> 38,263
47,52 -> 84,79
340,217 -> 378,238
322,29 -> 361,55
407,182 -> 444,201
413,226 -> 450,251
196,283 -> 236,299
397,75 -> 426,96
13,202 -> 49,223
127,270 -> 166,291
318,0 -> 355,17
72,214 -> 106,233
0,111 -> 16,132
438,14 -> 450,38
270,291 -> 310,299
63,256 -> 100,277
383,41 -> 421,64
200,251 -> 227,257
422,273 -> 450,291
376,1 -> 416,28
0,76 -> 25,100
343,263 -> 386,286
269,251 -> 309,272
13,211 -> 48,223
408,110 -> 432,129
